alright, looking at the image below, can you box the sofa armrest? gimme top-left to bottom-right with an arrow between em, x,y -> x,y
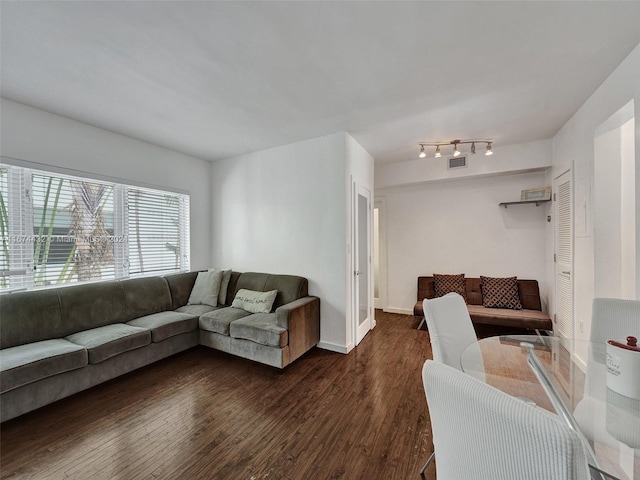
275,296 -> 320,363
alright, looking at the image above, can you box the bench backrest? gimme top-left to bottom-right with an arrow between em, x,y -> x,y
417,276 -> 542,311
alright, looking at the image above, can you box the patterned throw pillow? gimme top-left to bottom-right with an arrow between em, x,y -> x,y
433,273 -> 467,302
480,276 -> 523,310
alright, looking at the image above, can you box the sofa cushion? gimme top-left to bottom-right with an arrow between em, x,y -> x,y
58,281 -> 127,332
127,311 -> 198,343
65,324 -> 151,364
188,270 -> 223,307
164,271 -> 199,309
235,272 -> 270,293
232,289 -> 278,314
229,313 -> 288,348
199,307 -> 252,336
175,304 -> 219,316
0,339 -> 88,394
120,277 -> 172,320
264,274 -> 308,309
0,289 -> 64,349
480,276 -> 523,310
433,273 -> 467,301
467,305 -> 552,330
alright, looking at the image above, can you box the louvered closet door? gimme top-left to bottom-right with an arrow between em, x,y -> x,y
555,170 -> 573,339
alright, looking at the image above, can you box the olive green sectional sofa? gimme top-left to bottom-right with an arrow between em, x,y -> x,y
0,271 -> 320,422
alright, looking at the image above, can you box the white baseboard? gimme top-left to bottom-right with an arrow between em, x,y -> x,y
383,307 -> 414,316
317,341 -> 353,354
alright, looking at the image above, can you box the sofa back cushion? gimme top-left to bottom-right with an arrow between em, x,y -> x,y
235,272 -> 270,293
163,272 -> 199,309
58,281 -> 127,333
0,289 -> 64,349
226,272 -> 242,305
234,272 -> 308,309
264,274 -> 308,308
517,280 -> 543,311
465,278 -> 484,306
120,277 -> 172,320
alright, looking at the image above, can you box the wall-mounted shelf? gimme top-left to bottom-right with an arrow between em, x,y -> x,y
499,200 -> 551,208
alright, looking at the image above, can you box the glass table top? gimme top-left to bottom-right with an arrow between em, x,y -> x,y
460,334 -> 640,480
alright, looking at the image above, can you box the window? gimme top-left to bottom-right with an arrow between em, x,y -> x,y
0,163 -> 190,292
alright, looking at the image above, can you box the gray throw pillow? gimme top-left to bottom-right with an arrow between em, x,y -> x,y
208,268 -> 232,305
188,270 -> 223,307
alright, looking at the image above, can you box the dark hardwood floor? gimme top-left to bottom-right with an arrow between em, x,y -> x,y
1,311 -> 436,480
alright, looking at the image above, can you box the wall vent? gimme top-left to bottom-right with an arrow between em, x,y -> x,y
448,156 -> 467,169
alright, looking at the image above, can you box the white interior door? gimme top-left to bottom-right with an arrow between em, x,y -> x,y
555,170 -> 573,340
354,183 -> 372,346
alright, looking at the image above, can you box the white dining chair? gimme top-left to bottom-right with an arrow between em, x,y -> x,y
419,293 -> 484,477
422,292 -> 479,371
422,360 -> 591,480
574,297 -> 640,446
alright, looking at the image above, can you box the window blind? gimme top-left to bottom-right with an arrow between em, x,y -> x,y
127,186 -> 189,276
0,162 -> 190,292
0,165 -> 33,291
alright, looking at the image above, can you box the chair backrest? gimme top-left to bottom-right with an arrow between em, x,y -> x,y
422,360 -> 590,480
590,297 -> 640,344
422,293 -> 477,370
585,297 -> 640,394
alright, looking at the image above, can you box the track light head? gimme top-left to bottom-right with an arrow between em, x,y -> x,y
470,142 -> 476,155
419,145 -> 426,158
485,142 -> 493,156
453,143 -> 461,157
434,145 -> 441,158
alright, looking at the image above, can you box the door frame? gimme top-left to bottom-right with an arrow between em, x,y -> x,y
352,180 -> 374,347
373,196 -> 387,310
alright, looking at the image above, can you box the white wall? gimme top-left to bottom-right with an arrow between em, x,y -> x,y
0,98 -> 213,270
548,42 -> 640,345
378,171 -> 549,314
594,127 -> 623,297
210,132 -> 351,352
621,118 -> 636,299
345,133 -> 375,349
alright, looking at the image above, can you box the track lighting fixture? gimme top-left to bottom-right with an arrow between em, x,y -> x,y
418,139 -> 494,159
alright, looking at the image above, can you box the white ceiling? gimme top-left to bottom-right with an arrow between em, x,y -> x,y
2,1 -> 640,164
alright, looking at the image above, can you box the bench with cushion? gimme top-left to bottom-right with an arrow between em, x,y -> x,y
413,276 -> 552,332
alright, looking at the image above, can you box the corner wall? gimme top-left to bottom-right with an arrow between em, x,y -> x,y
548,42 -> 640,343
210,132 -> 350,351
0,98 -> 213,270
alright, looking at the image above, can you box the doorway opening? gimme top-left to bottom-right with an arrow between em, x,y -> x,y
594,100 -> 635,299
373,197 -> 387,311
